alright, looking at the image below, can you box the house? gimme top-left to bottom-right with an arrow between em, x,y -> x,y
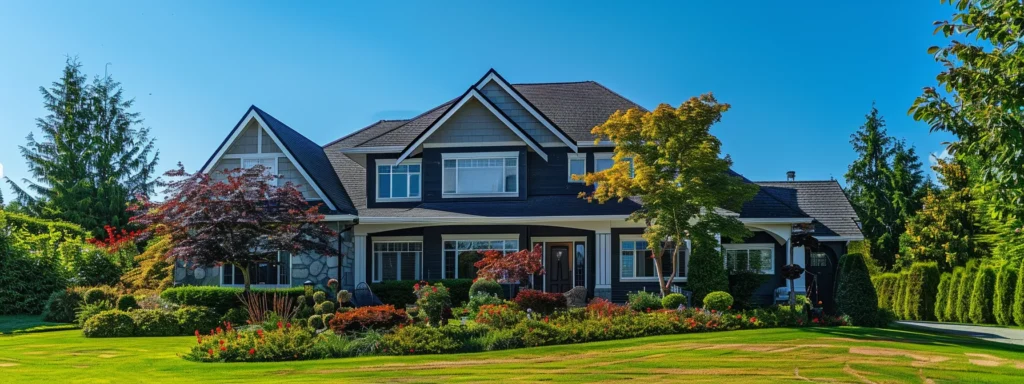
177,69 -> 863,309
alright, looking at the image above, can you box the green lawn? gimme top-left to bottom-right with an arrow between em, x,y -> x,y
0,315 -> 74,334
0,326 -> 1022,383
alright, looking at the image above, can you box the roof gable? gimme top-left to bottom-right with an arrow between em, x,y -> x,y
755,180 -> 863,239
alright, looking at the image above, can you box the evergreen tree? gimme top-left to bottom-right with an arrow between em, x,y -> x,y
6,58 -> 159,238
899,158 -> 983,271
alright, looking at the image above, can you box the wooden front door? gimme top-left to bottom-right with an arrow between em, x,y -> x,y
546,243 -> 573,293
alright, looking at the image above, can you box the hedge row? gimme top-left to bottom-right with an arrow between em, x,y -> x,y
881,260 -> 1024,327
872,263 -> 940,321
370,279 -> 474,308
159,286 -> 305,314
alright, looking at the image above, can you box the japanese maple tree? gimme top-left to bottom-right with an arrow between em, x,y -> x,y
474,244 -> 544,285
132,164 -> 338,292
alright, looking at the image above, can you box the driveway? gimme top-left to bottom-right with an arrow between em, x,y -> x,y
897,321 -> 1024,346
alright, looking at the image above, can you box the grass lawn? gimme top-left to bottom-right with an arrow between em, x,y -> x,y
0,315 -> 74,335
1,326 -> 1022,383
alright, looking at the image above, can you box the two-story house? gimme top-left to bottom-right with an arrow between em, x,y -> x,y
177,69 -> 863,309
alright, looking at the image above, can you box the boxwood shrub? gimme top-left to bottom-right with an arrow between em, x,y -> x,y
42,288 -> 83,323
661,293 -> 687,310
904,262 -> 940,321
130,309 -> 180,336
993,263 -> 1017,326
469,279 -> 503,298
370,279 -> 473,308
969,266 -> 996,324
702,291 -> 734,311
159,286 -> 304,314
174,306 -> 221,334
82,310 -> 135,337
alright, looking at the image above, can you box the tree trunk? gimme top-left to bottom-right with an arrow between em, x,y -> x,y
789,278 -> 796,312
239,263 -> 252,293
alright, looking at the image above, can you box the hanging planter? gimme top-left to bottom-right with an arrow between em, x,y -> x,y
781,264 -> 805,280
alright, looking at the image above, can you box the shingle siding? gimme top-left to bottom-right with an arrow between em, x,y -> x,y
226,121 -> 260,154
480,81 -> 560,144
424,98 -> 523,144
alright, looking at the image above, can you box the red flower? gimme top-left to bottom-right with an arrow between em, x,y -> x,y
257,329 -> 264,338
194,330 -> 200,337
277,321 -> 283,329
711,309 -> 716,314
750,317 -> 758,323
220,346 -> 227,352
219,339 -> 225,345
249,348 -> 256,355
432,286 -> 438,293
208,349 -> 214,356
216,326 -> 223,334
409,348 -> 415,353
735,314 -> 742,319
646,308 -> 652,313
413,283 -> 421,291
286,322 -> 292,328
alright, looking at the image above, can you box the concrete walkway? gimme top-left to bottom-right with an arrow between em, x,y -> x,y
897,321 -> 1024,346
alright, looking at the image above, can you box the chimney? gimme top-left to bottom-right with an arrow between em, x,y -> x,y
786,171 -> 796,181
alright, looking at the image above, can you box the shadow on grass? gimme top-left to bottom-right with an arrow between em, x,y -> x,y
0,315 -> 74,335
799,325 -> 1024,354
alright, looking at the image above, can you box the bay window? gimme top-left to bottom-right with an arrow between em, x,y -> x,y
443,238 -> 519,279
376,160 -> 421,201
372,241 -> 422,282
442,152 -> 518,197
723,244 -> 775,274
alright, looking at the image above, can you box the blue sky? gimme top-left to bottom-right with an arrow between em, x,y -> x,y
0,0 -> 955,200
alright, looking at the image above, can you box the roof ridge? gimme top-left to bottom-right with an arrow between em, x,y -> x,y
755,180 -> 841,184
512,80 -> 595,86
354,98 -> 458,147
324,118 -> 410,149
586,80 -> 649,113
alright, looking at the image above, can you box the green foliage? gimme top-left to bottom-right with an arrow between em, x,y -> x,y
311,291 -> 326,303
891,273 -> 908,319
956,263 -> 977,323
836,254 -> 881,326
947,267 -> 964,322
370,279 -> 473,308
469,279 -> 504,298
994,263 -> 1018,326
159,286 -> 304,315
871,273 -> 899,311
1016,263 -> 1024,326
174,306 -> 220,334
307,315 -> 324,329
688,240 -> 729,303
661,293 -> 688,310
465,292 -> 505,315
382,326 -> 461,355
702,291 -> 734,311
513,289 -> 567,314
969,266 -> 997,324
82,309 -> 135,337
185,324 -> 332,362
129,309 -> 179,336
8,58 -> 159,238
899,159 -> 983,271
474,304 -> 525,329
42,288 -> 83,323
0,228 -> 68,314
84,287 -> 113,304
415,283 -> 452,326
904,263 -> 941,321
934,273 -> 951,322
846,107 -> 925,270
75,301 -> 112,327
219,307 -> 248,328
728,270 -> 768,310
116,295 -> 138,311
626,291 -> 663,312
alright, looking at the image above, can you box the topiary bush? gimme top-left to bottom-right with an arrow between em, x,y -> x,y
969,266 -> 996,324
661,293 -> 688,310
116,295 -> 139,311
626,291 -> 663,312
935,273 -> 952,322
702,291 -> 734,311
42,288 -> 84,323
130,309 -> 180,336
947,267 -> 964,322
175,306 -> 220,334
993,263 -> 1017,326
82,309 -> 136,337
469,279 -> 503,298
687,240 -> 729,303
513,289 -> 566,314
835,253 -> 880,326
904,262 -> 940,321
956,261 -> 979,323
76,301 -> 113,326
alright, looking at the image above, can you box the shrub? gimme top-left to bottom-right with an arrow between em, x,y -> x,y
993,263 -> 1017,326
480,328 -> 524,351
956,261 -> 979,323
513,289 -> 566,314
947,267 -> 964,322
466,292 -> 505,314
185,323 -> 330,362
82,309 -> 135,337
84,287 -> 116,305
586,298 -> 630,319
175,306 -> 221,334
891,273 -> 908,319
370,279 -> 473,308
935,273 -> 952,322
415,282 -> 452,326
469,279 -> 503,298
220,307 -> 248,326
116,295 -> 139,311
969,266 -> 997,324
76,301 -> 113,326
1016,263 -> 1024,326
474,304 -> 525,329
159,286 -> 304,314
872,273 -> 899,311
688,240 -> 729,303
308,314 -> 325,329
42,288 -> 83,323
71,249 -> 123,287
130,309 -> 180,336
702,291 -> 734,311
904,262 -> 940,321
835,253 -> 880,326
515,319 -> 565,347
382,326 -> 461,355
728,271 -> 768,310
328,305 -> 409,333
661,293 -> 688,310
627,291 -> 663,312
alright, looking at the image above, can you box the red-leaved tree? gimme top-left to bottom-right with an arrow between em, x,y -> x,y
474,244 -> 544,285
132,164 -> 338,292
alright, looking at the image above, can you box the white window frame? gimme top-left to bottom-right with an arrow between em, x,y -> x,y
722,243 -> 776,274
593,153 -> 634,184
441,152 -> 519,198
567,153 -> 586,183
618,236 -> 687,282
240,155 -> 280,186
375,159 -> 422,202
441,234 -> 520,279
371,239 -> 423,282
220,251 -> 292,287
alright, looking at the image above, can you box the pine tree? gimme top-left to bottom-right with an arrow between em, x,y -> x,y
899,158 -> 983,271
7,58 -> 159,238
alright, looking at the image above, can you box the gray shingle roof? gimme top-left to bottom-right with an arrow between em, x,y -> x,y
325,119 -> 409,149
754,180 -> 863,238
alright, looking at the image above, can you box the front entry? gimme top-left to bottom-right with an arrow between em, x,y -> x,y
546,243 -> 573,293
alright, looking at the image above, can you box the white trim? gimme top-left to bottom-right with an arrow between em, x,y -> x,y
338,146 -> 405,154
424,141 -> 526,148
814,236 -> 865,241
353,235 -> 367,286
396,89 -> 548,164
740,218 -> 814,224
370,240 -> 423,283
441,233 -> 519,241
475,73 -> 578,152
567,153 -> 586,183
595,232 -> 612,289
722,243 -> 776,275
374,158 -> 422,203
441,152 -> 520,198
372,236 -> 424,242
577,140 -> 616,147
321,214 -> 359,221
202,110 -> 337,211
358,214 -> 631,224
532,238 -> 588,291
257,125 -> 263,153
222,153 -> 285,159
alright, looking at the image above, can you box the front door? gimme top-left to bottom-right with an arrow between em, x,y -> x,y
805,247 -> 836,313
546,243 -> 573,293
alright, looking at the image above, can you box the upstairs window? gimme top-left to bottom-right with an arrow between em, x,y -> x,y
377,160 -> 421,201
568,153 -> 586,183
242,157 -> 278,185
442,152 -> 518,197
594,153 -> 634,186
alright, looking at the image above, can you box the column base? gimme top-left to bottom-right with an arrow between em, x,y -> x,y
594,287 -> 612,300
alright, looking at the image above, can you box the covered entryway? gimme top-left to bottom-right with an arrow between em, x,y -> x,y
805,244 -> 837,313
545,243 -> 573,293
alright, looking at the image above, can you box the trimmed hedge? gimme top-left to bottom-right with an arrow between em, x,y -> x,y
370,279 -> 474,308
946,267 -> 964,322
891,272 -> 908,319
871,273 -> 899,311
969,266 -> 996,324
130,309 -> 180,336
835,253 -> 880,326
904,262 -> 940,321
935,273 -> 952,322
159,286 -> 304,314
703,291 -> 734,311
994,263 -> 1017,326
955,263 -> 978,323
1016,263 -> 1024,327
82,310 -> 136,337
469,279 -> 503,298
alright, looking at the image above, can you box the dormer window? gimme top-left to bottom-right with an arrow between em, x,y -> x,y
442,152 -> 518,198
376,159 -> 421,202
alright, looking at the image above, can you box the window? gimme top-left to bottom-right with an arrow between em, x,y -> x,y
222,252 -> 291,286
443,239 -> 519,279
568,154 -> 586,183
619,239 -> 685,280
241,157 -> 278,185
809,252 -> 828,267
442,152 -> 518,197
723,245 -> 775,274
594,153 -> 634,184
376,160 -> 421,201
372,242 -> 422,282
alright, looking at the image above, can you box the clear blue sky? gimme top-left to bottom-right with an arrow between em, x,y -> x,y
0,0 -> 955,200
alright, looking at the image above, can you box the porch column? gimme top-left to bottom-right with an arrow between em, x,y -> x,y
353,235 -> 367,287
792,245 -> 806,293
595,232 -> 612,300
